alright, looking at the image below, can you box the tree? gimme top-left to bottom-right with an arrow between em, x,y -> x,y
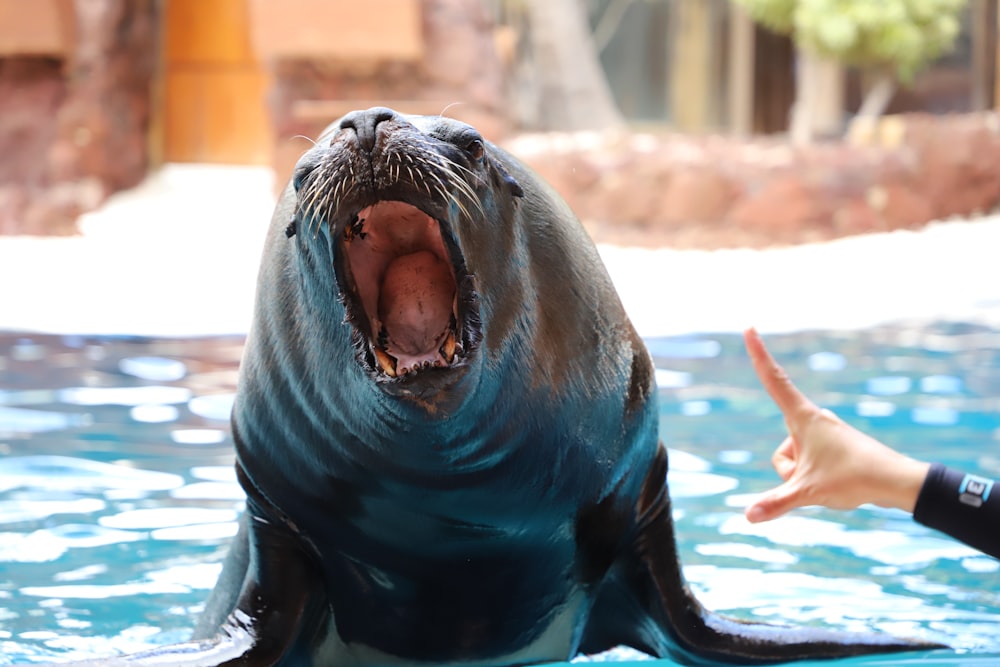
506,0 -> 626,132
733,0 -> 967,142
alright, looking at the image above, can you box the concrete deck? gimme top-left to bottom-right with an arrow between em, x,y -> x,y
1,164 -> 998,338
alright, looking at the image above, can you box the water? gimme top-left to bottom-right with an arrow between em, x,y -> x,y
1,325 -> 999,665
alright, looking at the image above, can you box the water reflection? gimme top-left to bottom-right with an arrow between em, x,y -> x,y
119,357 -> 187,382
1,326 -> 999,664
0,456 -> 184,493
0,333 -> 243,664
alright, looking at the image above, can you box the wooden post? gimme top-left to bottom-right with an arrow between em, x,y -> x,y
727,4 -> 755,136
988,0 -> 1000,111
669,0 -> 714,132
993,0 -> 1000,109
971,0 -> 997,110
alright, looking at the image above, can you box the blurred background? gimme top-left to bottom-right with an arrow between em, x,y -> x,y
1,0 -> 998,246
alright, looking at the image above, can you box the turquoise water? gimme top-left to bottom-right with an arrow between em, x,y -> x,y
1,325 -> 999,665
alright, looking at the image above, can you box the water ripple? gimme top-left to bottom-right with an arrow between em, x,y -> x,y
129,404 -> 180,423
694,542 -> 799,565
190,466 -> 236,482
0,498 -> 106,525
187,394 -> 236,421
808,351 -> 847,371
170,429 -> 227,446
20,581 -> 190,600
99,508 -> 238,530
58,386 -> 192,407
0,406 -> 90,434
170,482 -> 244,501
921,375 -> 963,394
866,376 -> 913,396
719,515 -> 980,565
0,456 -> 184,494
646,337 -> 721,359
151,522 -> 240,541
653,369 -> 691,389
119,357 -> 187,382
0,525 -> 142,563
668,471 -> 739,498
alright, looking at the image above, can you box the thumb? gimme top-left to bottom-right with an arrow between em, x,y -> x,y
771,436 -> 798,481
745,481 -> 804,523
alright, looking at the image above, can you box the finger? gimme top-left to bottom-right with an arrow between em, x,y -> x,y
771,437 -> 797,480
744,481 -> 804,523
743,327 -> 815,416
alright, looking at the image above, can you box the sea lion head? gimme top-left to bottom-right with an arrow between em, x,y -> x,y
288,107 -> 525,406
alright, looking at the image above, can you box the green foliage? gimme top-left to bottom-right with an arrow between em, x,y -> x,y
733,0 -> 967,81
733,0 -> 797,33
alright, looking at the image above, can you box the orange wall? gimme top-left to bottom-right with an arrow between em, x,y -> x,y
163,0 -> 272,164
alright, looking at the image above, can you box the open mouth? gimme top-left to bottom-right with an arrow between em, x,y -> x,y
338,201 -> 471,379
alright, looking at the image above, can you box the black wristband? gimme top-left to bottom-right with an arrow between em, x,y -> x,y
913,462 -> 999,559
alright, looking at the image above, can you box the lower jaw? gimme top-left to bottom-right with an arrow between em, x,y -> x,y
372,329 -> 459,378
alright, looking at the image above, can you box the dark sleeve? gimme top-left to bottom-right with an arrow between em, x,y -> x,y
913,462 -> 1000,559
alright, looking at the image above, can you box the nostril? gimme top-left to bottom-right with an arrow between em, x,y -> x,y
339,107 -> 398,153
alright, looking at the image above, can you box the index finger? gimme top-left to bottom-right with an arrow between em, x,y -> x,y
743,327 -> 815,416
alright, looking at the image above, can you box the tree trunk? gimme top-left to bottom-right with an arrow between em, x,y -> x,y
845,68 -> 897,146
790,49 -> 844,144
524,0 -> 625,131
855,69 -> 897,121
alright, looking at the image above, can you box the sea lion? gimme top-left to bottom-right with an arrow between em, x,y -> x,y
50,108 -> 944,666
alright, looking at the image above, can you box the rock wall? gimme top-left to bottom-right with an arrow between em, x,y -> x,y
507,112 -> 1000,248
268,0 -> 507,186
0,0 -> 157,235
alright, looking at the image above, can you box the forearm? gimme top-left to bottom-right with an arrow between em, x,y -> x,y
863,449 -> 929,514
913,463 -> 1000,559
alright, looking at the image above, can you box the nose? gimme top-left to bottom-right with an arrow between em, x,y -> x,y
338,107 -> 398,153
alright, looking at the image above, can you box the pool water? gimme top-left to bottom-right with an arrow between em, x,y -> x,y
1,324 -> 999,665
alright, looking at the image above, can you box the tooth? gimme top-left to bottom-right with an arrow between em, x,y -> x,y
440,331 -> 457,362
374,347 -> 397,377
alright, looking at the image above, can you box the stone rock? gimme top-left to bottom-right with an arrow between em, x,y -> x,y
831,199 -> 881,236
0,58 -> 65,186
726,177 -> 831,238
867,184 -> 935,230
505,112 -> 1000,249
658,168 -> 737,224
0,0 -> 157,235
905,114 -> 1000,219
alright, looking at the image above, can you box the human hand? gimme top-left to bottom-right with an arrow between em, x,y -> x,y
742,328 -> 930,523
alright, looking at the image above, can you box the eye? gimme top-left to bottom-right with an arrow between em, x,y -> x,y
466,139 -> 485,161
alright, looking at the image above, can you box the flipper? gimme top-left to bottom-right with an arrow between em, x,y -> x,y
194,514 -> 252,640
580,445 -> 947,664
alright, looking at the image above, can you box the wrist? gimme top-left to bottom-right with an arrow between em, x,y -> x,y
875,457 -> 930,513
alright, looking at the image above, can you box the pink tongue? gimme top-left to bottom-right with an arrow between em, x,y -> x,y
378,250 -> 454,355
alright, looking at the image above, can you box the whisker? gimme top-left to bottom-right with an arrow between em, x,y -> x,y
438,102 -> 463,118
291,134 -> 318,147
